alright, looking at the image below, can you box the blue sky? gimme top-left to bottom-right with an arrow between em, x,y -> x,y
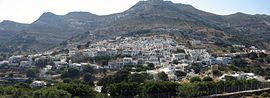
0,0 -> 269,23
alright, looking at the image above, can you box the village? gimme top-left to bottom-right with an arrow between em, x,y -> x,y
0,35 -> 269,90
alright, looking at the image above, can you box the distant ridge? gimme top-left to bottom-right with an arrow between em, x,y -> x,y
0,0 -> 270,54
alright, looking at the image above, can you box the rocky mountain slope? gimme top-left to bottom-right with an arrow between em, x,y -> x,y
0,0 -> 270,54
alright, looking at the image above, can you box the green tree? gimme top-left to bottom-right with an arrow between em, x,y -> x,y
249,52 -> 258,60
175,70 -> 187,78
224,76 -> 237,81
62,68 -> 80,79
212,70 -> 223,77
259,92 -> 270,97
56,83 -> 96,97
147,63 -> 155,70
143,81 -> 180,97
97,70 -> 130,86
266,56 -> 270,63
173,60 -> 179,65
83,65 -> 94,74
63,78 -> 72,83
83,73 -> 94,84
97,76 -> 113,86
26,68 -> 38,78
230,48 -> 236,53
232,59 -> 248,67
8,73 -> 14,78
178,83 -> 195,97
192,63 -> 200,74
34,58 -> 53,68
190,76 -> 201,83
202,76 -> 213,82
108,82 -> 140,97
128,73 -> 146,83
33,87 -> 71,98
112,70 -> 130,83
258,53 -> 268,58
176,48 -> 185,53
157,72 -> 169,81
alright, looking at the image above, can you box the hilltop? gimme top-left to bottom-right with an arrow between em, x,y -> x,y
0,0 -> 270,54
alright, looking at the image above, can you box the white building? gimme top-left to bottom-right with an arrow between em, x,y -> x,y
123,57 -> 133,65
213,57 -> 231,65
172,53 -> 186,60
31,81 -> 47,88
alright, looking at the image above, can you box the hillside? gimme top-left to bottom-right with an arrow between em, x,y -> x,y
0,0 -> 270,54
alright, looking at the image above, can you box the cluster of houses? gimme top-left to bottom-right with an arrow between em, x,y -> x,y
0,35 -> 268,83
67,35 -> 237,80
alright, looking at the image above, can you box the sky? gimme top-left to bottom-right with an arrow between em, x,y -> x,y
0,0 -> 269,24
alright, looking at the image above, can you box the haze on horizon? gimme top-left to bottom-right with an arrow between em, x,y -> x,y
0,0 -> 270,23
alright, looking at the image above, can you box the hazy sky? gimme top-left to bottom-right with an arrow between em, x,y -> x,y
0,0 -> 269,23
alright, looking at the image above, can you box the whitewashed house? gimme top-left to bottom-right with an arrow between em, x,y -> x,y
172,53 -> 186,60
31,81 -> 47,88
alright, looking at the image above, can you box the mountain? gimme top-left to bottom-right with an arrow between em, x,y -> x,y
67,0 -> 270,50
0,0 -> 270,54
0,11 -> 107,54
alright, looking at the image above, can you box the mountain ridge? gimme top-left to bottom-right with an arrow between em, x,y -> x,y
0,0 -> 270,54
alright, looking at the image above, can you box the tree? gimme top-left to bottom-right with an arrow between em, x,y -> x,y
178,83 -> 195,97
202,76 -> 213,82
147,63 -> 155,70
228,65 -> 239,71
190,76 -> 201,83
128,73 -> 145,83
257,58 -> 264,63
108,82 -> 140,97
258,53 -> 268,58
113,70 -> 130,83
143,81 -> 180,97
266,56 -> 270,63
83,65 -> 94,74
97,75 -> 113,86
26,68 -> 38,78
192,63 -> 200,74
259,92 -> 270,97
128,73 -> 152,83
230,48 -> 236,53
175,71 -> 187,78
33,87 -> 71,98
249,52 -> 258,60
34,58 -> 53,68
173,60 -> 179,65
62,68 -> 80,79
212,70 -> 223,77
63,78 -> 72,83
157,72 -> 169,81
97,70 -> 130,86
8,73 -> 14,78
85,41 -> 91,48
232,59 -> 248,67
224,76 -> 237,81
83,73 -> 94,84
56,83 -> 96,97
176,48 -> 185,53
